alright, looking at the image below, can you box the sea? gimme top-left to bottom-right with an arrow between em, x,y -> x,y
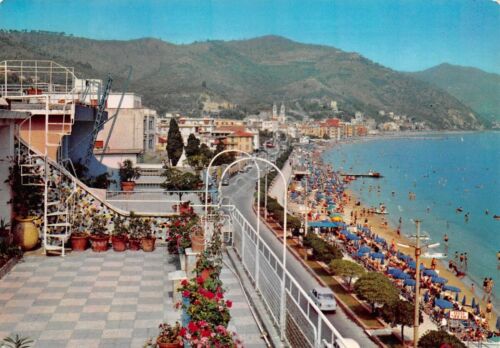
322,131 -> 500,308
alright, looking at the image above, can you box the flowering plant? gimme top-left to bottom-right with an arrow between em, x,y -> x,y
157,321 -> 183,345
181,320 -> 242,348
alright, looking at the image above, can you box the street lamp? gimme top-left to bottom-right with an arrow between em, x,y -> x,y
215,155 -> 290,342
204,149 -> 256,244
398,219 -> 442,348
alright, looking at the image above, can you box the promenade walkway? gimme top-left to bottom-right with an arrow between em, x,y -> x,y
0,247 -> 268,348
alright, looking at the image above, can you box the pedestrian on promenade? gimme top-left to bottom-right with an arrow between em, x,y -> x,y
482,278 -> 489,300
486,300 -> 493,320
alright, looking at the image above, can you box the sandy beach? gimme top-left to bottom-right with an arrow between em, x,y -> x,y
342,187 -> 498,330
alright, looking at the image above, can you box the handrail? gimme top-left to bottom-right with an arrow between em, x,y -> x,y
229,204 -> 351,348
16,137 -> 177,218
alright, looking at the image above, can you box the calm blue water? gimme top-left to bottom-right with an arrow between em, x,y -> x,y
323,132 -> 500,305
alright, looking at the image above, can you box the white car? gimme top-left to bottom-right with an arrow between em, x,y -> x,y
310,286 -> 337,312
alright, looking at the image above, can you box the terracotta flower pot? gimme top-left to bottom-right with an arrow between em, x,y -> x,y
129,238 -> 141,251
191,233 -> 204,252
141,236 -> 156,252
70,233 -> 88,251
14,216 -> 40,251
156,338 -> 181,348
121,181 -> 135,192
200,268 -> 214,282
90,234 -> 109,252
111,235 -> 128,252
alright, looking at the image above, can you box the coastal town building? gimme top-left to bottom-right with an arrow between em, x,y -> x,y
95,92 -> 157,167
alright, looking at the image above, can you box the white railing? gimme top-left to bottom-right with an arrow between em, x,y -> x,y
227,205 -> 350,348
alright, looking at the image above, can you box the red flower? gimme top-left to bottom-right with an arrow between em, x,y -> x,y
226,300 -> 233,308
187,321 -> 199,333
180,327 -> 187,336
181,279 -> 188,286
182,290 -> 190,298
203,291 -> 215,300
196,276 -> 205,285
201,329 -> 212,338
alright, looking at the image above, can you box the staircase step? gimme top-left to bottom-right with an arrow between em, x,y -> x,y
47,211 -> 68,216
47,222 -> 71,227
46,234 -> 70,239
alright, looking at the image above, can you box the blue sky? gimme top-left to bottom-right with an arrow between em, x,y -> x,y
0,0 -> 499,73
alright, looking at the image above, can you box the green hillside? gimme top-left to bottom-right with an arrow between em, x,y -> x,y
0,30 -> 483,129
411,63 -> 499,125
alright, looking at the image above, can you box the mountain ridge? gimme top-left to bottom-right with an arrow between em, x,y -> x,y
410,63 -> 500,125
0,30 -> 484,129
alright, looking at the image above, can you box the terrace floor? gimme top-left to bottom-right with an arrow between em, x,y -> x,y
0,247 -> 267,348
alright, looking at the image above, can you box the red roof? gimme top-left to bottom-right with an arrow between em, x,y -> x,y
324,118 -> 340,127
230,130 -> 254,137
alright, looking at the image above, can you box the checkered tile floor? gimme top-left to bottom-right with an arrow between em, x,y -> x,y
0,248 -> 267,348
0,248 -> 178,348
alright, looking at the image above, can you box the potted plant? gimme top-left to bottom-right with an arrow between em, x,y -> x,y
111,215 -> 128,252
6,160 -> 43,251
178,201 -> 193,215
70,212 -> 89,251
89,214 -> 109,252
141,218 -> 156,252
156,321 -> 182,348
194,252 -> 222,282
128,212 -> 143,251
119,159 -> 141,192
190,224 -> 204,252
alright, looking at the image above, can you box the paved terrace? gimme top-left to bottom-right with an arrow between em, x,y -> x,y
0,247 -> 267,348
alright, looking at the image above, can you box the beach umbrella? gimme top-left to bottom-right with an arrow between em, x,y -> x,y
471,297 -> 476,308
496,316 -> 500,331
374,236 -> 386,244
404,279 -> 416,287
347,233 -> 360,241
442,285 -> 461,293
455,292 -> 459,302
475,305 -> 480,315
424,269 -> 438,277
435,299 -> 453,309
356,251 -> 368,258
358,246 -> 371,254
408,261 -> 417,269
387,268 -> 402,276
370,252 -> 385,260
431,276 -> 448,284
424,291 -> 430,303
395,272 -> 411,280
461,295 -> 466,306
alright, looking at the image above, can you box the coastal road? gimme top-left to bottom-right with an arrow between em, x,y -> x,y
222,169 -> 377,348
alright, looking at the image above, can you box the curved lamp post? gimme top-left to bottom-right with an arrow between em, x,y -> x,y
204,149 -> 262,240
218,156 -> 290,341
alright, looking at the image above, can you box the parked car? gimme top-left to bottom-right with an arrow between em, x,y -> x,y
310,286 -> 337,312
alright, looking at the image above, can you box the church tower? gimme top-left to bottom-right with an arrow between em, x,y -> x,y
279,102 -> 286,123
272,103 -> 277,120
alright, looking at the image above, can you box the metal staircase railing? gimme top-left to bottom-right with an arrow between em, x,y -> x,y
15,93 -> 78,255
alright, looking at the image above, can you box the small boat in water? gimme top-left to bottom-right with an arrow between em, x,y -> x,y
494,215 -> 500,220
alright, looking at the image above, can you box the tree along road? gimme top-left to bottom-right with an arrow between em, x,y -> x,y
222,169 -> 377,347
